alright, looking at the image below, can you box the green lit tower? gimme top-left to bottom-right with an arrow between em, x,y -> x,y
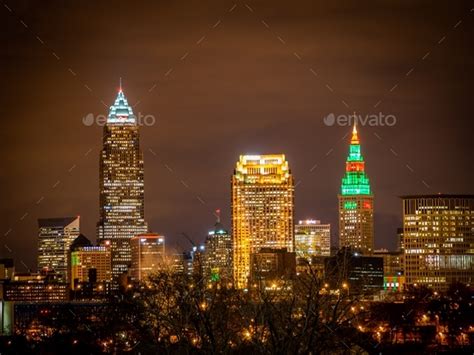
338,123 -> 374,255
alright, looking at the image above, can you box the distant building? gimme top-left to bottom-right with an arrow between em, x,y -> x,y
37,217 -> 80,281
0,259 -> 14,280
338,124 -> 374,255
0,300 -> 13,335
250,248 -> 296,289
374,249 -> 404,292
295,219 -> 331,261
232,154 -> 295,289
97,87 -> 148,282
3,271 -> 68,302
402,194 -> 474,292
69,234 -> 111,291
374,249 -> 403,276
397,227 -> 404,252
296,255 -> 327,277
168,252 -> 195,276
130,234 -> 165,281
204,211 -> 232,282
324,248 -> 384,293
191,245 -> 206,276
168,253 -> 186,274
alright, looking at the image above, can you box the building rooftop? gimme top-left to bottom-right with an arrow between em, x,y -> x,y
38,217 -> 79,228
70,234 -> 92,251
400,194 -> 474,199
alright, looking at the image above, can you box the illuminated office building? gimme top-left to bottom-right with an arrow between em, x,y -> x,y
191,245 -> 206,275
38,217 -> 80,281
97,87 -> 148,281
70,235 -> 112,290
232,154 -> 295,289
374,249 -> 404,292
250,248 -> 296,290
324,248 -> 384,294
204,210 -> 232,282
295,219 -> 331,261
402,195 -> 474,292
168,253 -> 187,274
130,234 -> 165,281
374,249 -> 403,276
4,271 -> 68,302
338,124 -> 374,255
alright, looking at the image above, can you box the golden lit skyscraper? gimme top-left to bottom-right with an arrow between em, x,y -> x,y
232,154 -> 295,289
97,87 -> 148,281
338,124 -> 374,255
38,216 -> 80,281
402,195 -> 474,292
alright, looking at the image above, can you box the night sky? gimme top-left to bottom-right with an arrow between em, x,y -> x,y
1,0 -> 473,271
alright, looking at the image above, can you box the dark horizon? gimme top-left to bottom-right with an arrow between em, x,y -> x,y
1,0 -> 474,271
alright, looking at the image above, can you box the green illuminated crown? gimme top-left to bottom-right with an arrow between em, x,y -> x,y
341,124 -> 371,196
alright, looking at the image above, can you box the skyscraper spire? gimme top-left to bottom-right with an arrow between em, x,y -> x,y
213,209 -> 224,231
351,114 -> 359,144
342,123 -> 369,194
338,124 -> 374,255
107,85 -> 136,124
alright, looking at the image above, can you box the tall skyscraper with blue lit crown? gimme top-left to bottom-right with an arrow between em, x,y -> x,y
97,86 -> 148,281
338,123 -> 374,255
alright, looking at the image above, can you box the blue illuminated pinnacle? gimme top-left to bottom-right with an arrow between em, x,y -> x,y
107,89 -> 136,124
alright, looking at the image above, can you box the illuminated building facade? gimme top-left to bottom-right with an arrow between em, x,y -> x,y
232,154 -> 295,289
130,234 -> 165,281
3,272 -> 68,302
37,217 -> 80,281
250,248 -> 296,289
168,253 -> 187,274
191,245 -> 206,275
324,248 -> 384,294
338,124 -> 374,255
70,235 -> 111,290
204,211 -> 232,282
295,219 -> 331,261
402,195 -> 474,292
374,249 -> 404,292
97,88 -> 148,281
374,249 -> 403,276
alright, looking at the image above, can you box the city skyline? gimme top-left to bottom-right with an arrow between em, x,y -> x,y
1,1 -> 474,271
1,2 -> 473,352
2,105 -> 472,270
